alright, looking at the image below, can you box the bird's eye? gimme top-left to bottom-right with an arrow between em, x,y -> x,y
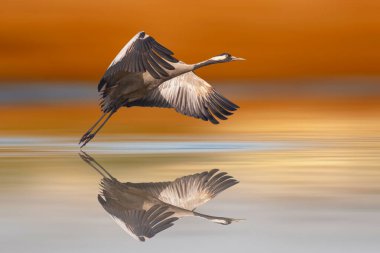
221,53 -> 231,58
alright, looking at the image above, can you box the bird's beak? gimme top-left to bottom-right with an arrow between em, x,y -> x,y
231,56 -> 245,61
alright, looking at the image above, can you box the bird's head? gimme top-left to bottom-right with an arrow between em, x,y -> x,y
210,53 -> 245,63
194,53 -> 245,70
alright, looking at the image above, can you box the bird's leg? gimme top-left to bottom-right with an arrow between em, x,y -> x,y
79,151 -> 115,179
79,112 -> 108,144
79,151 -> 107,178
80,111 -> 115,148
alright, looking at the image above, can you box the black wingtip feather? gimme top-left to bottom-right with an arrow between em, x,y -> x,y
204,170 -> 239,197
151,51 -> 175,70
97,78 -> 107,92
208,102 -> 228,120
212,180 -> 239,196
152,40 -> 175,56
212,93 -> 239,111
142,55 -> 160,79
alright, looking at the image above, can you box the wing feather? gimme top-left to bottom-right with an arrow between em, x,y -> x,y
98,31 -> 178,91
99,194 -> 178,242
127,169 -> 239,211
126,72 -> 239,124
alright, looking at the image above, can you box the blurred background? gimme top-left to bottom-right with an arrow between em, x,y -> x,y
1,0 -> 379,137
1,1 -> 380,252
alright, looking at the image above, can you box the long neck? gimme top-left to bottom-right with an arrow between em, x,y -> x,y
193,59 -> 218,70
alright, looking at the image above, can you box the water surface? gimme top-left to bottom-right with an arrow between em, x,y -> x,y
1,137 -> 379,252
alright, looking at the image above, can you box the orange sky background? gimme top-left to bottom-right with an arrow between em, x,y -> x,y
0,0 -> 379,82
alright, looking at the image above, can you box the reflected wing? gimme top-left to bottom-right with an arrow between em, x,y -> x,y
124,181 -> 171,196
98,31 -> 178,91
126,72 -> 239,124
127,169 -> 239,210
99,196 -> 178,242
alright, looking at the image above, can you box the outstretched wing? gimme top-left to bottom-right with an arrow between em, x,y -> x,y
124,181 -> 171,196
98,31 -> 179,91
126,72 -> 239,124
127,169 -> 239,210
99,196 -> 178,242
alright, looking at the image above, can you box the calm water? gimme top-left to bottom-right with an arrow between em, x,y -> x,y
1,75 -> 380,252
1,137 -> 379,253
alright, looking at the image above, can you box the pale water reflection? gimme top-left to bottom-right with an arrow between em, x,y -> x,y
0,138 -> 379,252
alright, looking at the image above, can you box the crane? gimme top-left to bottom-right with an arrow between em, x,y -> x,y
79,31 -> 244,147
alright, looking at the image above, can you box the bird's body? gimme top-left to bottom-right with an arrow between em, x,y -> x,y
100,61 -> 194,112
99,178 -> 196,218
80,152 -> 241,241
79,31 -> 244,147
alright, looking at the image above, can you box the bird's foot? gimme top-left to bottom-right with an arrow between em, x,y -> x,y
78,151 -> 97,166
79,131 -> 91,144
79,150 -> 91,161
79,133 -> 95,148
79,130 -> 91,144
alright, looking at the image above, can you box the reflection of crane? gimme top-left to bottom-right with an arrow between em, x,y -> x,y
79,152 -> 242,241
79,31 -> 244,147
